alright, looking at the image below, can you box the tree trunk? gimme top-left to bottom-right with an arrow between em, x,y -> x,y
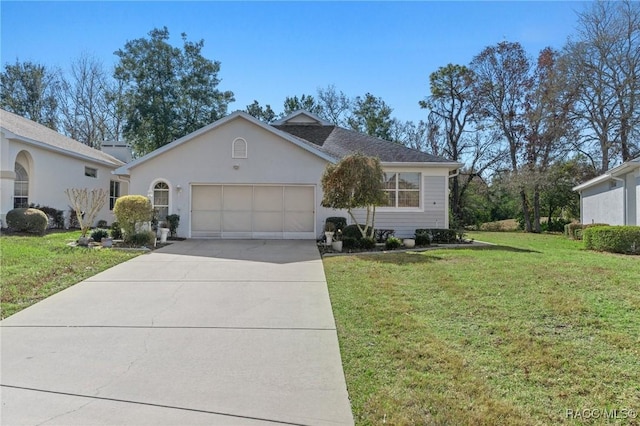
520,189 -> 532,232
533,184 -> 541,233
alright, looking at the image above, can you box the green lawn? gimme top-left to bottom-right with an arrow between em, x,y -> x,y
324,232 -> 640,425
1,231 -> 141,318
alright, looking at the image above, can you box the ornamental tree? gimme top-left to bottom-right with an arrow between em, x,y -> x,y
65,188 -> 108,238
321,153 -> 386,238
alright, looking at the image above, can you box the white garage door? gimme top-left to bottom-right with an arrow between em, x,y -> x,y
191,185 -> 315,239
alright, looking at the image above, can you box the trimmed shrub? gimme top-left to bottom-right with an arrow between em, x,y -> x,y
67,207 -> 80,229
29,204 -> 65,229
343,224 -> 376,240
6,208 -> 48,235
97,219 -> 108,228
113,195 -> 153,241
566,223 -> 609,240
325,217 -> 347,232
90,228 -> 110,242
385,236 -> 402,250
360,237 -> 376,250
583,226 -> 640,255
415,231 -> 431,246
128,231 -> 156,247
110,221 -> 123,240
166,214 -> 180,237
416,228 -> 457,244
342,236 -> 359,250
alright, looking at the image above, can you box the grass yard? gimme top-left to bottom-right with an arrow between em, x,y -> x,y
1,231 -> 141,319
324,232 -> 640,425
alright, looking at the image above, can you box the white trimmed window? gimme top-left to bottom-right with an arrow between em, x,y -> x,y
383,172 -> 421,208
232,138 -> 247,158
85,166 -> 98,178
109,181 -> 120,210
153,181 -> 169,221
14,162 -> 29,208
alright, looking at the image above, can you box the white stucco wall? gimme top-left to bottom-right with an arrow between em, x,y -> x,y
1,133 -> 121,227
580,180 -> 624,225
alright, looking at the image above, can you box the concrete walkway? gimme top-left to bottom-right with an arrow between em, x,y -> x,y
1,240 -> 354,426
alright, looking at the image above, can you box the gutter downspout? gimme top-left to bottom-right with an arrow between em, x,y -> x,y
612,177 -> 626,225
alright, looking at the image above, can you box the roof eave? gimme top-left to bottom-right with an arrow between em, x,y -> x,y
381,161 -> 463,170
2,128 -> 123,168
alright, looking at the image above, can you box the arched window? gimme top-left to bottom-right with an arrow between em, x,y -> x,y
232,138 -> 247,158
153,181 -> 169,221
14,162 -> 29,208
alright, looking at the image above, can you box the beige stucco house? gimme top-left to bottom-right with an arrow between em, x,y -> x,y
114,110 -> 461,239
0,109 -> 126,226
573,157 -> 640,226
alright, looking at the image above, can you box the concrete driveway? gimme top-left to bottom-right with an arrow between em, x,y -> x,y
1,240 -> 354,426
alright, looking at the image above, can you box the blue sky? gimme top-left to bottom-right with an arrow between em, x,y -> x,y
1,1 -> 587,123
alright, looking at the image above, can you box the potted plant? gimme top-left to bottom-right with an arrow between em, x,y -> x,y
331,229 -> 343,252
403,238 -> 416,248
324,222 -> 336,245
159,221 -> 170,243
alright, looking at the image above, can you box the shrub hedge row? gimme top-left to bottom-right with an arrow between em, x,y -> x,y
583,226 -> 640,255
564,223 -> 609,240
415,228 -> 457,245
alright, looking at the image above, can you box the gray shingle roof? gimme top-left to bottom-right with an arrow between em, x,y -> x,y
0,109 -> 123,167
272,124 -> 455,163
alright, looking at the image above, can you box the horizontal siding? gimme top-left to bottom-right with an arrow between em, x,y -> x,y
351,176 -> 447,238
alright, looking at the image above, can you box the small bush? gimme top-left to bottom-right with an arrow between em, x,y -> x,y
416,228 -> 457,244
583,226 -> 640,255
164,213 -> 179,237
343,224 -> 375,240
113,195 -> 153,241
90,228 -> 110,242
325,217 -> 347,232
110,221 -> 123,240
6,208 -> 48,235
342,236 -> 359,250
385,236 -> 402,250
128,231 -> 156,247
415,231 -> 431,246
67,207 -> 80,229
360,237 -> 376,250
29,204 -> 65,229
97,219 -> 108,228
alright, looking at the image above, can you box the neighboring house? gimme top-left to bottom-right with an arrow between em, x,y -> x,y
573,157 -> 640,226
0,109 -> 127,227
114,110 -> 461,239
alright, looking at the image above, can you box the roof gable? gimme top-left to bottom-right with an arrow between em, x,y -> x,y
114,111 -> 336,175
272,110 -> 331,126
574,157 -> 640,191
0,109 -> 123,167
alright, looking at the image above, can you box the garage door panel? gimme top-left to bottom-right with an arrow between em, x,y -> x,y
254,187 -> 283,211
224,186 -> 253,210
285,211 -> 314,232
254,212 -> 284,232
192,186 -> 222,210
284,186 -> 314,210
223,211 -> 252,232
191,211 -> 221,232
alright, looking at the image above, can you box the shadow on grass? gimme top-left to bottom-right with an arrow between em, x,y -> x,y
355,252 -> 444,264
464,244 -> 541,254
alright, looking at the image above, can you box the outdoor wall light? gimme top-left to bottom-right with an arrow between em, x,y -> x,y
176,184 -> 182,192
233,164 -> 240,170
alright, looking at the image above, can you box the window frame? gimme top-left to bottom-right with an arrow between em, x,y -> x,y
84,166 -> 98,178
232,137 -> 248,159
377,171 -> 423,211
153,181 -> 170,221
109,180 -> 120,211
14,162 -> 29,208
